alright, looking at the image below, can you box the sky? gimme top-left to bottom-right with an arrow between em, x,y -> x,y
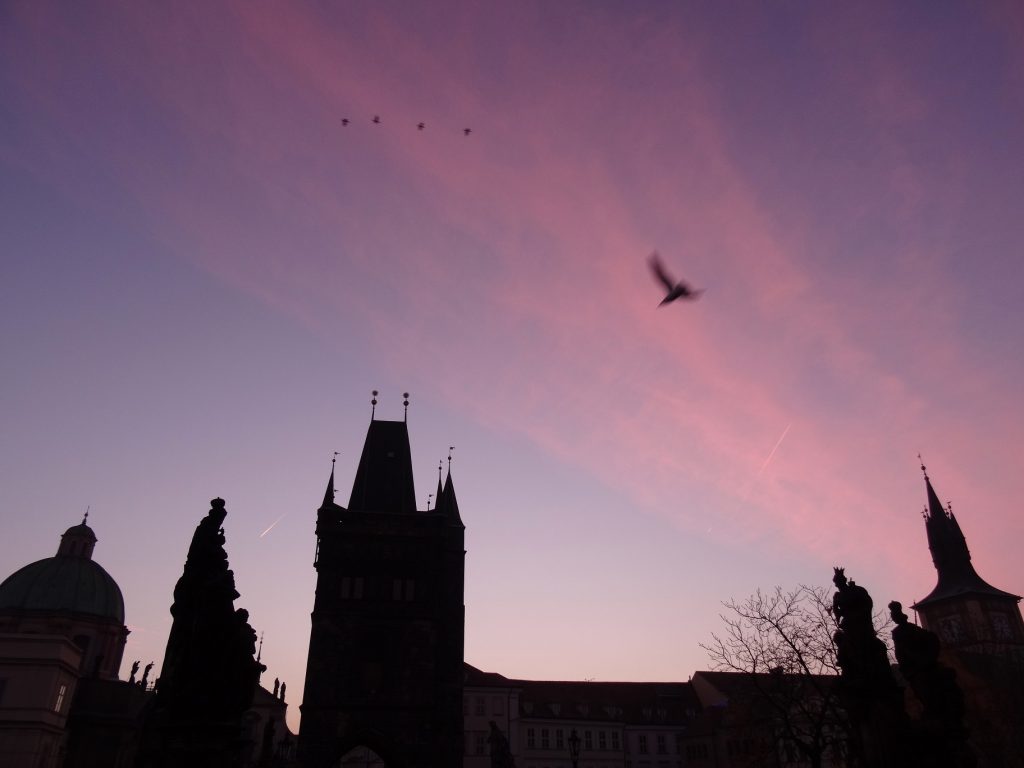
2,1 -> 1023,734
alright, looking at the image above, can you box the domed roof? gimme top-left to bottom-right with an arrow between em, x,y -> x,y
0,520 -> 125,624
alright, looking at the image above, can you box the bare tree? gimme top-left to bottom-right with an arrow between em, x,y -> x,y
700,585 -> 854,768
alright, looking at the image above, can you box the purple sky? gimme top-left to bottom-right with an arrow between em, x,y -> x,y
2,2 -> 1023,732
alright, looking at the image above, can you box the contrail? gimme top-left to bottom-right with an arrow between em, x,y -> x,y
758,423 -> 791,475
259,513 -> 288,538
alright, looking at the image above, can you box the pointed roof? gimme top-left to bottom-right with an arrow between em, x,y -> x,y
913,471 -> 1020,609
435,469 -> 463,525
347,419 -> 417,513
320,465 -> 336,510
435,462 -> 444,509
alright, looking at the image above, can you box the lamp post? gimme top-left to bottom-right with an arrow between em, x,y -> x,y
568,728 -> 581,768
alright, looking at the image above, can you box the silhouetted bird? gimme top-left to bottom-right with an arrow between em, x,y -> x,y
648,252 -> 703,305
463,128 -> 472,136
341,118 -> 349,126
372,115 -> 381,124
417,122 -> 425,130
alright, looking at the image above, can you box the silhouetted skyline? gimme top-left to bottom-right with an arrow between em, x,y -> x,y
2,2 -> 1023,735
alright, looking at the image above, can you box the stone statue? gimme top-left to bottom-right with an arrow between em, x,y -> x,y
140,661 -> 154,688
279,681 -> 286,702
831,568 -> 908,766
487,720 -> 515,768
273,678 -> 279,697
889,602 -> 974,767
138,498 -> 266,767
129,660 -> 140,684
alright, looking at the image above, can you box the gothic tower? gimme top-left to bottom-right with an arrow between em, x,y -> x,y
298,410 -> 465,768
912,465 -> 1024,656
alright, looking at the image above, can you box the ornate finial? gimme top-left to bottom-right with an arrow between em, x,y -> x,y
332,451 -> 339,468
427,493 -> 434,511
403,392 -> 410,421
448,446 -> 455,470
921,505 -> 928,520
82,505 -> 90,525
947,501 -> 954,518
257,631 -> 264,663
371,390 -> 379,420
438,460 -> 443,480
918,453 -> 928,479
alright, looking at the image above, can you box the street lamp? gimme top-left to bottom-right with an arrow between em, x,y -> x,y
568,728 -> 581,768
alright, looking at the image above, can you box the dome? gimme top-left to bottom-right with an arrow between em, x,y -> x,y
0,521 -> 125,624
0,556 -> 125,623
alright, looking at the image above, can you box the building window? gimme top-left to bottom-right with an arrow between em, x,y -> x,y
685,743 -> 709,760
656,734 -> 666,754
405,579 -> 415,601
940,615 -> 964,643
585,730 -> 593,750
475,696 -> 485,715
599,731 -> 607,750
992,612 -> 1013,640
393,578 -> 403,600
341,576 -> 351,598
493,696 -> 504,715
527,728 -> 536,748
639,734 -> 648,754
54,684 -> 67,713
611,731 -> 620,750
541,729 -> 550,749
475,732 -> 486,755
556,729 -> 564,749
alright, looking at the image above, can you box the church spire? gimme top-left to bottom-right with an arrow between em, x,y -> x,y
913,463 -> 1019,611
435,447 -> 463,525
320,453 -> 338,510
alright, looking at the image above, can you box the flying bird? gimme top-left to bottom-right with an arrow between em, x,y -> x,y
341,118 -> 349,126
648,251 -> 703,306
463,128 -> 472,136
372,115 -> 381,124
417,122 -> 425,130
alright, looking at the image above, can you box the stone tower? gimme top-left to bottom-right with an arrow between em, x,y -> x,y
912,466 -> 1024,656
298,414 -> 465,768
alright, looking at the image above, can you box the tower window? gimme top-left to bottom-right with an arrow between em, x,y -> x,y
392,578 -> 416,601
992,612 -> 1013,640
54,684 -> 67,713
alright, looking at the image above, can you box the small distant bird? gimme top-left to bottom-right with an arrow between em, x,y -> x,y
463,128 -> 472,136
648,251 -> 703,305
372,115 -> 381,124
341,118 -> 349,126
417,122 -> 425,131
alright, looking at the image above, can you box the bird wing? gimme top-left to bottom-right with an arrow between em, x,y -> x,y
648,252 -> 676,291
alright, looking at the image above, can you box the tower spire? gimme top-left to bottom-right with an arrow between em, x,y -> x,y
403,392 -> 410,422
321,453 -> 338,509
370,390 -> 378,421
